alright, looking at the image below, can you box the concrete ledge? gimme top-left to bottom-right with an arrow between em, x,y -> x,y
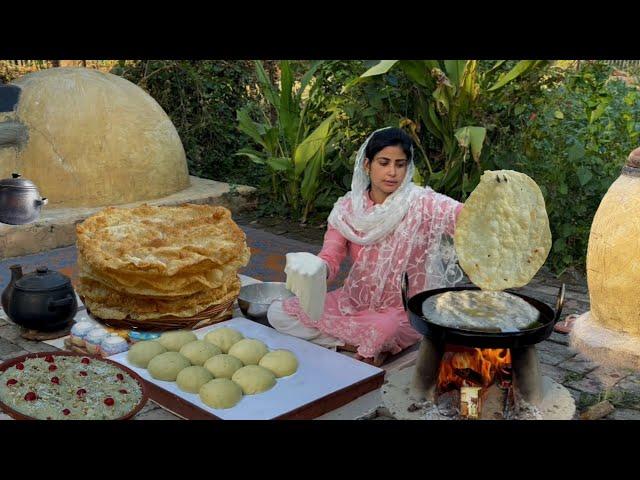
570,310 -> 640,371
0,176 -> 257,259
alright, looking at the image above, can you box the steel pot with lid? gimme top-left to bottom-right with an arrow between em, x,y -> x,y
0,173 -> 47,225
3,265 -> 77,331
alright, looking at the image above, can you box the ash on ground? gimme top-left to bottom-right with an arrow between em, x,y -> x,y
407,390 -> 461,420
406,388 -> 543,420
504,392 -> 543,420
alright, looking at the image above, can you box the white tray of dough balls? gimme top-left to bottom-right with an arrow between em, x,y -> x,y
109,317 -> 384,420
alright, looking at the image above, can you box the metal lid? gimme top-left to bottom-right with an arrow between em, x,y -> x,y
15,266 -> 71,292
0,173 -> 37,190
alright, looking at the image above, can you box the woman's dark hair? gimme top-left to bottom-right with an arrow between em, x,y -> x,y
365,127 -> 413,162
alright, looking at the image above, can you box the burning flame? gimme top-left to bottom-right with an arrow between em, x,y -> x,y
437,346 -> 511,391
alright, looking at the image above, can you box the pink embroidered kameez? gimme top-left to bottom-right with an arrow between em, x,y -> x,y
281,190 -> 463,358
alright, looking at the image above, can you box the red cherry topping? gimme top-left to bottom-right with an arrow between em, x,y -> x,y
62,409 -> 71,416
79,371 -> 87,377
15,363 -> 24,370
6,379 -> 17,386
48,364 -> 57,372
116,373 -> 124,381
44,355 -> 55,363
118,389 -> 128,394
51,376 -> 60,385
81,358 -> 91,365
24,391 -> 37,401
104,397 -> 115,406
76,388 -> 87,397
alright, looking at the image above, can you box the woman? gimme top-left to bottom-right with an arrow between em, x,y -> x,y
268,127 -> 464,366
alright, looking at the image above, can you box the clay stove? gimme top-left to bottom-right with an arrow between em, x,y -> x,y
382,282 -> 576,420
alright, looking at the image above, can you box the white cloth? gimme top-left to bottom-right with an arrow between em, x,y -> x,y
326,127 -> 463,318
267,300 -> 344,350
284,252 -> 327,322
327,126 -> 420,246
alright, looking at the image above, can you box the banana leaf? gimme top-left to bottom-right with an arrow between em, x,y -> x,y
237,109 -> 268,150
444,60 -> 467,87
295,60 -> 324,104
301,149 -> 324,201
234,148 -> 266,165
263,126 -> 282,157
278,61 -> 299,147
428,102 -> 447,142
487,60 -> 507,73
294,114 -> 335,177
487,60 -> 548,91
254,60 -> 280,108
361,60 -> 399,78
398,60 -> 432,88
455,126 -> 487,164
456,60 -> 479,121
432,84 -> 450,115
266,157 -> 292,172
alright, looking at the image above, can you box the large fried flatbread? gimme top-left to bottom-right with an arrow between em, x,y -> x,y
76,204 -> 250,276
78,276 -> 241,320
77,253 -> 249,297
422,290 -> 541,332
454,170 -> 551,291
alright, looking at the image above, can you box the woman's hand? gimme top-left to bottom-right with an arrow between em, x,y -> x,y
285,252 -> 327,322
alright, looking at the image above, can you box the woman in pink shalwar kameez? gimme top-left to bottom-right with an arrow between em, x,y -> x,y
268,128 -> 464,366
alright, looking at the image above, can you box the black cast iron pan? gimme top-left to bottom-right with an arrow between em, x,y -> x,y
401,273 -> 565,349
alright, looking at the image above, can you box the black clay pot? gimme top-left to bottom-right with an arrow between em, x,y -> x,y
6,266 -> 77,331
1,265 -> 22,318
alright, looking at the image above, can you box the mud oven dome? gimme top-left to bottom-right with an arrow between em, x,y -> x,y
0,68 -> 190,209
381,279 -> 576,420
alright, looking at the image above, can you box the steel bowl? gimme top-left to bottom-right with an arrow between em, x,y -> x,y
238,282 -> 295,325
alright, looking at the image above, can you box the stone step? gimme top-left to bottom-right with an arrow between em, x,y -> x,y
0,176 -> 256,259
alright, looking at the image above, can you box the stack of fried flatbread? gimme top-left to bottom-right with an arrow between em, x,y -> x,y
76,204 -> 250,321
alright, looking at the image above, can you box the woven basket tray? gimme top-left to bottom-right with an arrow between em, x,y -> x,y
80,295 -> 236,332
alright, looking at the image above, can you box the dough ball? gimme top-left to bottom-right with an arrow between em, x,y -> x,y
199,378 -> 243,409
176,366 -> 213,393
204,354 -> 244,379
204,327 -> 243,353
259,350 -> 298,377
147,352 -> 191,381
227,338 -> 268,365
179,340 -> 221,366
127,341 -> 167,368
158,330 -> 198,351
232,365 -> 276,395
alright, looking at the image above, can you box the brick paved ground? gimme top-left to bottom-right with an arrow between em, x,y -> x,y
1,214 -> 639,420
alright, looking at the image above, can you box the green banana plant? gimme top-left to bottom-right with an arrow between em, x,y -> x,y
236,60 -> 336,222
359,60 -> 549,199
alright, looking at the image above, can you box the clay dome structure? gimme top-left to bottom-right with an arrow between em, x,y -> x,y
0,67 -> 190,208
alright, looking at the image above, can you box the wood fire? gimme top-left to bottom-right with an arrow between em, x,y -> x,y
437,346 -> 511,392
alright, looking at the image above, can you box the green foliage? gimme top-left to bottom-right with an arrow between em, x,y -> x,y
312,60 -> 415,197
356,60 -> 551,200
491,61 -> 640,274
236,61 -> 337,222
111,60 -> 265,186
